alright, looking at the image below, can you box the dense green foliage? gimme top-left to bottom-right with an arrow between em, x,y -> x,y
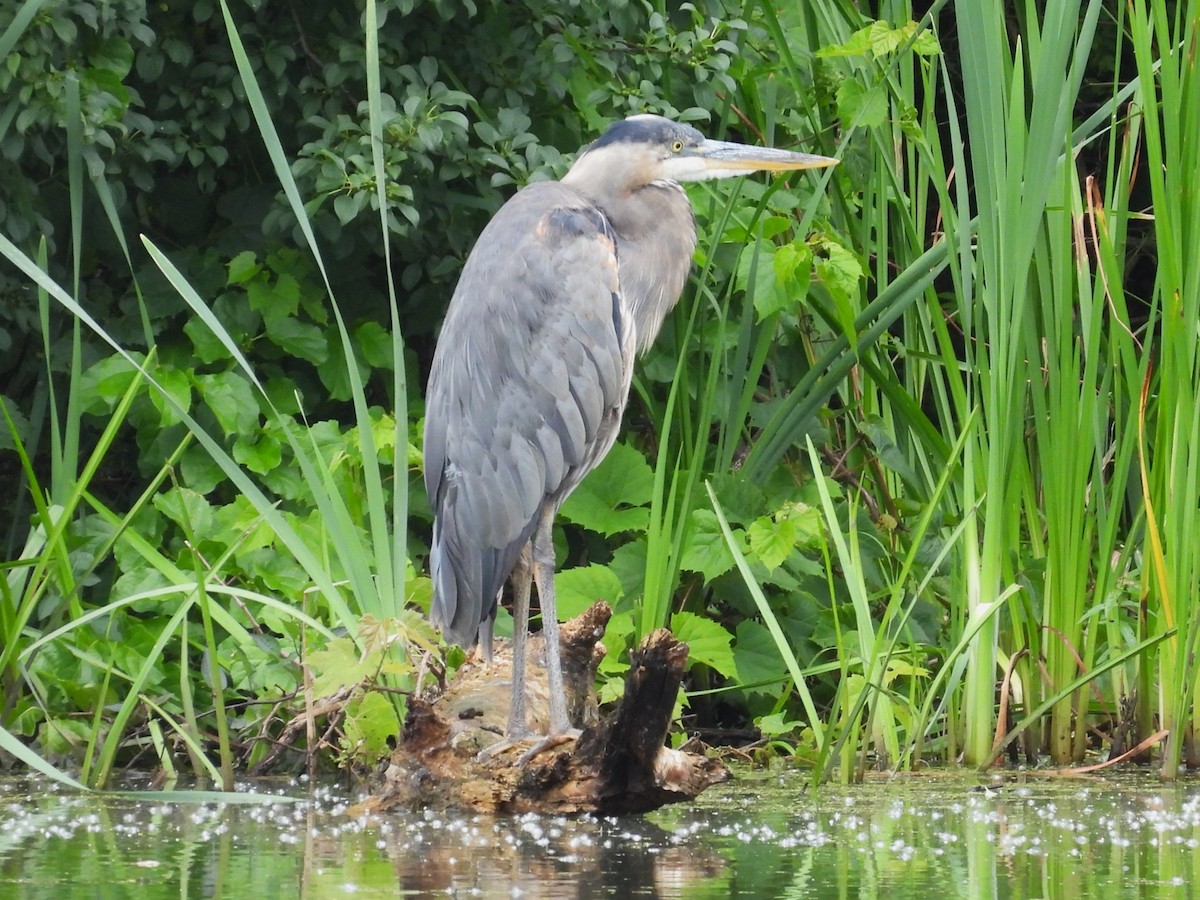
2,0 -> 1197,786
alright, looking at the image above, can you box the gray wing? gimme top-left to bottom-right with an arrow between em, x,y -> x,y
423,182 -> 635,648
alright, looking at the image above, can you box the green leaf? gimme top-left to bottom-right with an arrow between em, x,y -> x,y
91,37 -> 135,77
226,251 -> 260,285
153,486 -> 214,536
671,611 -> 737,678
732,620 -> 789,692
680,508 -> 741,583
355,321 -> 394,368
79,354 -> 139,413
50,16 -> 78,44
148,366 -> 191,426
763,240 -> 813,319
308,637 -> 373,699
736,240 -> 779,321
815,239 -> 865,340
246,272 -> 300,324
816,21 -> 938,60
406,574 -> 433,616
194,372 -> 259,436
184,317 -> 230,364
559,442 -> 654,536
342,690 -> 401,763
333,191 -> 361,224
910,29 -> 941,56
233,431 -> 283,474
816,22 -> 888,57
179,446 -> 225,494
316,338 -> 353,401
554,564 -> 623,620
38,718 -> 92,755
0,394 -> 29,452
747,516 -> 798,571
836,80 -> 888,130
756,711 -> 805,737
706,472 -> 768,525
265,316 -> 328,364
245,549 -> 311,596
885,657 -> 930,684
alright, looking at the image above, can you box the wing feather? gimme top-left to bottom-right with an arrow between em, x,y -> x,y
423,183 -> 632,647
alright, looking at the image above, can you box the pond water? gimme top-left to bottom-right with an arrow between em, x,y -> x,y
1,769 -> 1197,898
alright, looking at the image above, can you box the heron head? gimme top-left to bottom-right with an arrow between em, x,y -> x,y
563,113 -> 838,195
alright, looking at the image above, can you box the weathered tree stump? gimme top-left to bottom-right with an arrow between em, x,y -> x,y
366,601 -> 730,814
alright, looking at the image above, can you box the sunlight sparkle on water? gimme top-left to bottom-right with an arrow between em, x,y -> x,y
2,772 -> 1200,898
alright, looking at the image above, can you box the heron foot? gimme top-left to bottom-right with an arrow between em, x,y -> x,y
474,728 -> 581,765
474,734 -> 527,763
516,728 -> 581,765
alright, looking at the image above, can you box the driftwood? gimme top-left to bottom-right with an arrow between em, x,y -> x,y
364,601 -> 730,814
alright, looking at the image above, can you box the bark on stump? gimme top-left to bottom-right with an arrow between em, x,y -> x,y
367,601 -> 730,814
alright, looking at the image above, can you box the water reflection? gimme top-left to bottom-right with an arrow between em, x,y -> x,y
1,773 -> 1198,897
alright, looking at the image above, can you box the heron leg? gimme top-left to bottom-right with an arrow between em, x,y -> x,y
481,512 -> 576,762
505,544 -> 534,738
531,508 -> 572,736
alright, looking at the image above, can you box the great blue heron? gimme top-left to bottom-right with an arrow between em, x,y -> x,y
424,113 -> 836,746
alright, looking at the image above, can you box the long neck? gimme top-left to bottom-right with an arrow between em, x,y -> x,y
603,181 -> 697,354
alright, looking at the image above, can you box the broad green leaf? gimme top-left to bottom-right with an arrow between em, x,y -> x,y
554,563 -> 623,620
178,446 -> 224,493
747,516 -> 798,571
262,375 -> 303,415
153,486 -> 214,536
779,499 -> 821,535
607,539 -> 647,608
756,711 -> 805,737
247,272 -> 301,325
226,250 -> 261,285
38,717 -> 92,755
559,441 -> 654,536
766,240 -> 814,319
213,495 -> 274,550
148,365 -> 191,426
817,21 -> 894,57
815,239 -> 864,340
342,690 -> 401,762
816,20 -> 939,59
885,657 -> 930,684
194,371 -> 259,436
308,637 -> 373,699
706,472 -> 768,525
836,80 -> 888,130
333,191 -> 362,224
245,549 -> 312,596
355,321 -> 394,368
316,338 -> 354,400
79,354 -> 139,412
370,410 -> 399,457
671,611 -> 737,678
233,431 -> 283,474
680,508 -> 742,583
91,36 -> 134,77
732,619 -> 788,690
406,574 -> 433,615
212,291 -> 261,342
183,316 -> 230,364
265,316 -> 328,364
736,240 -> 779,321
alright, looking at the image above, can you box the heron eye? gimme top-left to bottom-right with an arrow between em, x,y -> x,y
671,140 -> 684,153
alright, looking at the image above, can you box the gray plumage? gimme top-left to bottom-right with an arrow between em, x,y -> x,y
423,114 -> 836,741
